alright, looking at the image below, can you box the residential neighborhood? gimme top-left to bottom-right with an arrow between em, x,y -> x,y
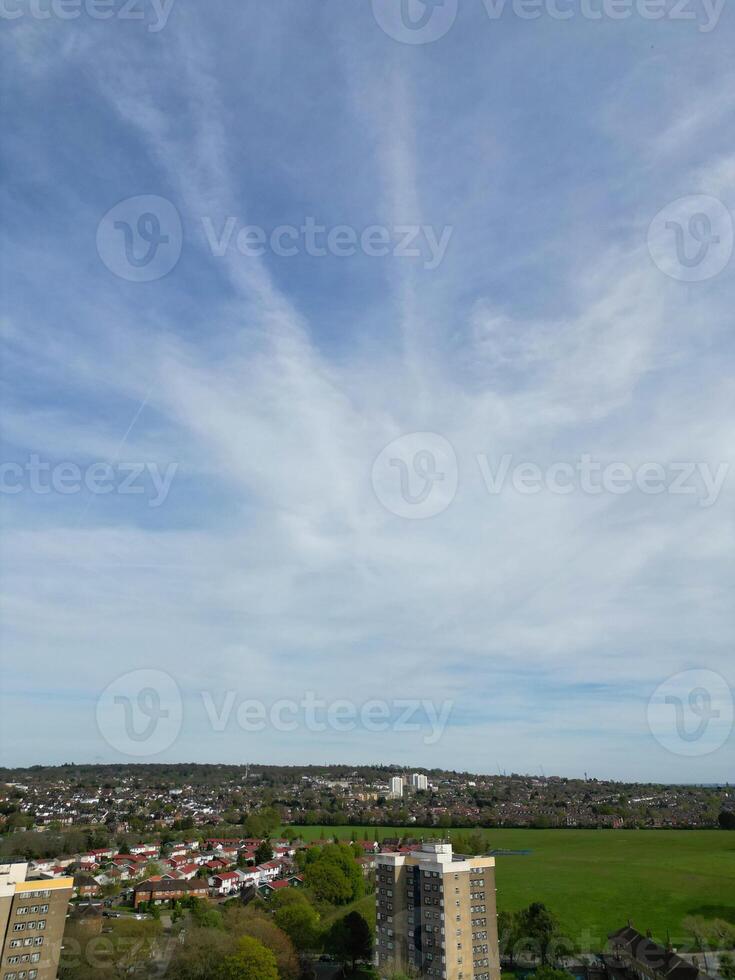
1,764 -> 731,845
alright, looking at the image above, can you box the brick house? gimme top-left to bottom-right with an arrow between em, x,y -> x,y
133,877 -> 208,907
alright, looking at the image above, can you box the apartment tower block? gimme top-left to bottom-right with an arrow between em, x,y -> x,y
1,862 -> 73,980
375,841 -> 500,980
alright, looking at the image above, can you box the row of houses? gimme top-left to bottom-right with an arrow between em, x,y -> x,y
132,865 -> 304,905
32,835 -> 297,881
30,834 -> 385,908
40,836 -> 306,905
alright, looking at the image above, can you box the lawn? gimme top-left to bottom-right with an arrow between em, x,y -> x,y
284,826 -> 735,947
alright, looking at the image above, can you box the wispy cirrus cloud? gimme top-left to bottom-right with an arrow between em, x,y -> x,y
1,1 -> 733,779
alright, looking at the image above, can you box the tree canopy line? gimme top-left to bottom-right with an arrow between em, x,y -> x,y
0,806 -> 284,862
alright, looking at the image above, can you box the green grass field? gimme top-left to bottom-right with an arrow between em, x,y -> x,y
285,826 -> 735,946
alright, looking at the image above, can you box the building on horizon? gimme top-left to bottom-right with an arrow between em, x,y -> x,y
389,776 -> 404,799
0,861 -> 73,980
375,840 -> 500,980
411,773 -> 428,792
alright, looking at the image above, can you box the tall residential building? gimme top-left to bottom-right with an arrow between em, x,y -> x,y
389,776 -> 404,799
0,862 -> 73,980
411,773 -> 428,792
375,841 -> 500,980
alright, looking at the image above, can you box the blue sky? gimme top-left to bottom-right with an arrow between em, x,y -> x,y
1,0 -> 734,780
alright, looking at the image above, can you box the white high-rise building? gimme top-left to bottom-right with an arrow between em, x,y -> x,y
410,772 -> 428,791
389,776 -> 404,798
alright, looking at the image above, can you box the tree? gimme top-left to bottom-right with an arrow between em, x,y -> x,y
245,808 -> 281,839
720,953 -> 735,980
304,861 -> 352,904
269,889 -> 309,912
224,909 -> 299,980
711,920 -> 735,949
189,898 -> 224,930
221,936 -> 279,980
519,903 -> 561,966
165,926 -> 235,980
324,911 -> 373,971
322,845 -> 365,901
274,902 -> 320,951
255,840 -> 274,864
303,845 -> 364,904
498,910 -> 522,967
718,811 -> 735,830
